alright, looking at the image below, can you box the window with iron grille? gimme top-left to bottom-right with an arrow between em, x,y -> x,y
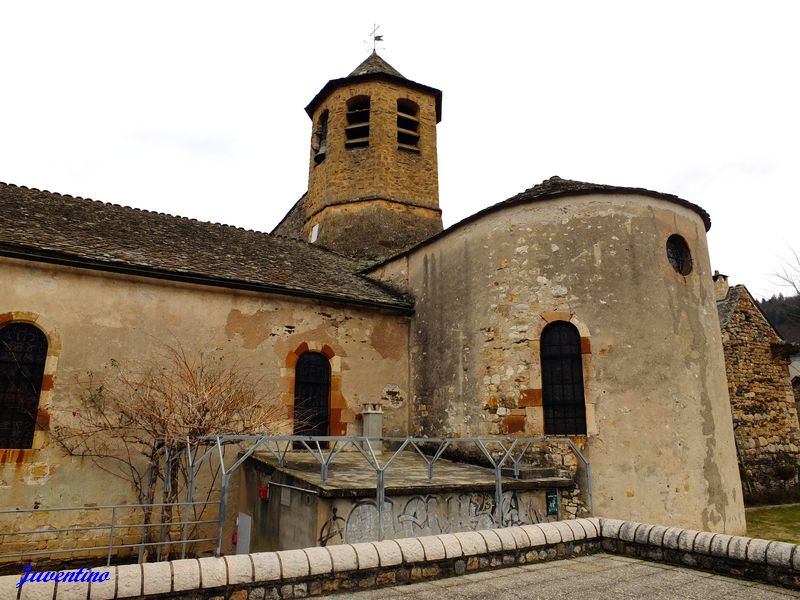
0,322 -> 48,449
293,352 -> 331,438
540,321 -> 586,435
666,234 -> 693,275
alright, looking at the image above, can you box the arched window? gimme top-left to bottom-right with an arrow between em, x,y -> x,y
312,110 -> 329,165
540,321 -> 586,435
0,323 -> 48,449
293,352 -> 331,438
397,98 -> 420,152
345,96 -> 370,149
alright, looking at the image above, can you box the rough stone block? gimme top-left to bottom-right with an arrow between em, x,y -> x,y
693,532 -> 715,555
89,567 -> 117,600
199,557 -> 228,588
648,525 -> 668,547
634,524 -> 654,545
395,537 -> 425,563
372,540 -> 403,567
520,524 -> 546,547
436,534 -> 464,559
326,544 -> 358,572
142,561 -> 172,596
563,519 -> 587,540
417,535 -> 446,561
0,575 -> 18,600
351,543 -> 380,569
479,529 -> 503,552
619,521 -> 641,543
677,529 -> 699,552
171,559 -> 200,592
251,552 -> 281,581
599,518 -> 624,539
277,549 -> 310,579
709,534 -> 732,558
552,521 -> 576,543
454,531 -> 487,556
537,522 -> 562,544
303,547 -> 332,576
508,527 -> 532,550
662,527 -> 683,550
19,576 -> 54,600
493,527 -> 518,551
727,536 -> 749,561
766,541 -> 795,568
225,554 -> 254,584
115,564 -> 142,599
746,538 -> 769,564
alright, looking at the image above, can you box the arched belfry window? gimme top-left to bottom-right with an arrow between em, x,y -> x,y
312,110 -> 329,165
293,352 -> 331,438
540,321 -> 586,435
0,322 -> 48,449
397,99 -> 420,152
345,96 -> 370,149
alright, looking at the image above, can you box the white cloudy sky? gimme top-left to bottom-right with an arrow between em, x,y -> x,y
2,1 -> 798,299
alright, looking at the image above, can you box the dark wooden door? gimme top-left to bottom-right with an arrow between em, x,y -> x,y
293,352 -> 331,438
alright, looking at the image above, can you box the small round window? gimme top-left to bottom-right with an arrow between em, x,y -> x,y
666,234 -> 692,275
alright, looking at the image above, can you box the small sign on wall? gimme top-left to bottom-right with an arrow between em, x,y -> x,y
546,490 -> 559,516
281,487 -> 291,507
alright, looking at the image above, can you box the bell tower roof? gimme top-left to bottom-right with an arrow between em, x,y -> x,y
305,52 -> 442,122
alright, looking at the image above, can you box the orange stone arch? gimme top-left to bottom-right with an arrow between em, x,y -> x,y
282,342 -> 348,436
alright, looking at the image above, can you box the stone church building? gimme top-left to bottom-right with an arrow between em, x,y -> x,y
1,53 -> 746,539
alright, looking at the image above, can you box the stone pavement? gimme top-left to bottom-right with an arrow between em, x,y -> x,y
318,553 -> 800,599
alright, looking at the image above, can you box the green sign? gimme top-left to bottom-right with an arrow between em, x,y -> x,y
546,490 -> 559,516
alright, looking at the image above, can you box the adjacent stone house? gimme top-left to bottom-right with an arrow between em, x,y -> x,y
1,52 -> 747,559
714,274 -> 800,504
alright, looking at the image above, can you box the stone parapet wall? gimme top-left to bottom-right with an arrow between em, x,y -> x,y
2,517 -> 799,598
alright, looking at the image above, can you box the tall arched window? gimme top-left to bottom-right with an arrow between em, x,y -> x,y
345,96 -> 370,149
540,321 -> 586,435
312,109 -> 329,165
0,323 -> 48,448
293,352 -> 331,438
397,98 -> 420,151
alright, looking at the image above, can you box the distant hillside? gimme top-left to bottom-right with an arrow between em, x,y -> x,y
759,293 -> 800,343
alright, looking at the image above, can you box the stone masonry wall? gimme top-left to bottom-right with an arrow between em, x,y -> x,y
718,286 -> 800,504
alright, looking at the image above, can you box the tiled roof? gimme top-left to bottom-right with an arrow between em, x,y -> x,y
349,52 -> 405,78
0,182 -> 412,312
717,284 -> 745,327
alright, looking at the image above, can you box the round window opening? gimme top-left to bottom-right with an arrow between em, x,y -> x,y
666,234 -> 693,275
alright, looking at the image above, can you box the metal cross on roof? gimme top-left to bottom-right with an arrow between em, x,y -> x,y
369,24 -> 384,52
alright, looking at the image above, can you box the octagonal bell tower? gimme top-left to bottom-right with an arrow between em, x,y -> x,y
297,52 -> 444,262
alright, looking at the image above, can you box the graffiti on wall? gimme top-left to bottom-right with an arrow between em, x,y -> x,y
327,490 -> 548,545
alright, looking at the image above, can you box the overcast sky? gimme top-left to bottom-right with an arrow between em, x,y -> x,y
2,1 -> 798,299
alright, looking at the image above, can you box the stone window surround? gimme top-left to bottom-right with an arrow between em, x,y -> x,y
282,342 -> 350,436
524,311 -> 595,438
0,311 -> 60,462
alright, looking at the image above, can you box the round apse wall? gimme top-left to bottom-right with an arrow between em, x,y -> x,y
666,234 -> 693,275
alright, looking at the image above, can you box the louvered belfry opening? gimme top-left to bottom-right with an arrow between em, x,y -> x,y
293,352 -> 331,439
397,98 -> 420,152
345,96 -> 370,149
540,321 -> 587,435
0,323 -> 47,449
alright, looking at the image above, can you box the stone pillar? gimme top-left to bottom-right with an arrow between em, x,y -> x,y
362,402 -> 384,453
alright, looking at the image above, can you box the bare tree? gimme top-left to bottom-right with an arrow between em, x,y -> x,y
53,343 -> 291,559
774,246 -> 800,297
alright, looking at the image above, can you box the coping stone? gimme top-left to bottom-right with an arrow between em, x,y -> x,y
303,547 -> 333,576
709,534 -> 732,558
662,527 -> 683,550
677,529 -> 699,552
436,534 -> 464,559
648,525 -> 669,547
727,536 -> 750,562
508,526 -> 533,549
619,521 -> 641,543
584,517 -> 602,537
56,572 -> 90,600
142,561 -> 172,596
793,545 -> 800,571
89,567 -> 117,600
765,541 -> 795,568
746,539 -> 769,564
538,522 -> 562,545
454,531 -> 488,556
198,557 -> 227,589
372,540 -> 403,567
599,518 -> 624,539
115,564 -> 142,599
171,559 -> 201,592
478,529 -> 504,553
0,575 -> 18,600
351,543 -> 380,569
417,535 -> 446,561
693,532 -> 715,555
520,524 -> 547,547
326,544 -> 358,572
564,519 -> 587,540
395,537 -> 426,563
225,554 -> 254,584
251,552 -> 281,581
552,521 -> 576,543
276,549 -> 310,579
634,524 -> 654,545
19,577 -> 54,600
493,527 -> 518,551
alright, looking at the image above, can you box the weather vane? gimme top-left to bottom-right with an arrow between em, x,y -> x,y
368,24 -> 384,53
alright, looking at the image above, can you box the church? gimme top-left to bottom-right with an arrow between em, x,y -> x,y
0,52 -> 746,549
